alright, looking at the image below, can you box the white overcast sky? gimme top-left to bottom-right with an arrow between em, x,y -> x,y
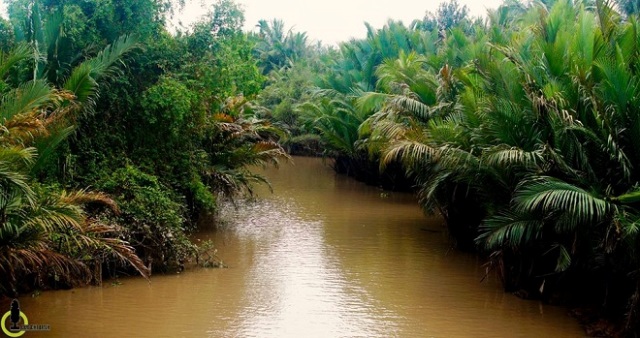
183,0 -> 505,45
1,0 -> 505,45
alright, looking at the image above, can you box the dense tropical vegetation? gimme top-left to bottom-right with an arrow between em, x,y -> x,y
252,0 -> 640,335
4,0 -> 640,335
0,0 -> 287,297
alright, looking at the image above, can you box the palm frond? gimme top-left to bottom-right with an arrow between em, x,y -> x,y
482,146 -> 544,168
381,139 -> 438,169
81,223 -> 150,279
0,43 -> 32,78
478,209 -> 545,250
514,176 -> 613,224
548,243 -> 572,272
0,80 -> 54,121
63,35 -> 139,106
30,125 -> 75,175
356,91 -> 390,113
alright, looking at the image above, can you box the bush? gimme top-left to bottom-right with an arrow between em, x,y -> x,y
97,165 -> 196,274
283,133 -> 324,156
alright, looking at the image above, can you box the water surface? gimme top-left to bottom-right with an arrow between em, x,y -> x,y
3,157 -> 582,337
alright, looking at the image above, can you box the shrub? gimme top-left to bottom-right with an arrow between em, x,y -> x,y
97,165 -> 196,274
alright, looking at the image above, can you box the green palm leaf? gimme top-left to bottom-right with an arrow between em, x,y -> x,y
482,146 -> 544,168
0,43 -> 31,78
478,209 -> 545,250
63,35 -> 139,106
0,80 -> 54,121
514,176 -> 613,224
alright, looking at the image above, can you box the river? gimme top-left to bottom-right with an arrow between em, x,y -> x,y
3,157 -> 583,337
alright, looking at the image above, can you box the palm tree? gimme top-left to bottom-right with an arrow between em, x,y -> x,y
363,0 -> 640,330
201,96 -> 290,200
254,19 -> 309,74
0,88 -> 149,294
0,36 -> 146,295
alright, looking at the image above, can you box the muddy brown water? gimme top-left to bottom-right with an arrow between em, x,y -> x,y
2,157 -> 583,337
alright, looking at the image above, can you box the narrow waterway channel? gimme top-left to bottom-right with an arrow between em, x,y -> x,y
4,157 -> 583,337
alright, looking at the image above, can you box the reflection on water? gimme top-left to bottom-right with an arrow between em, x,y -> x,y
3,157 -> 582,337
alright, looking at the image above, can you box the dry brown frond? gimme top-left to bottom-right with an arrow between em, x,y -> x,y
84,223 -> 150,279
213,113 -> 235,123
2,113 -> 48,145
59,190 -> 120,215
